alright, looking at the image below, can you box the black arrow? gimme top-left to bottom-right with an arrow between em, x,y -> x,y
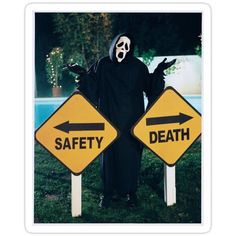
146,112 -> 193,126
54,121 -> 105,133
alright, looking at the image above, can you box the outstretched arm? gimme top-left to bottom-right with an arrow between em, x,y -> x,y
146,58 -> 176,107
67,63 -> 87,75
67,62 -> 99,106
153,58 -> 176,77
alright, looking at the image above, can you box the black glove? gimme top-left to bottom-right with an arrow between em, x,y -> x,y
154,58 -> 176,76
66,63 -> 87,75
65,63 -> 87,88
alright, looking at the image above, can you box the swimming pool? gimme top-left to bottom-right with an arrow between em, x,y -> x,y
34,95 -> 201,129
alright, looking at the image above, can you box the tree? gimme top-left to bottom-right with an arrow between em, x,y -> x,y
45,47 -> 64,87
53,13 -> 112,69
111,13 -> 201,56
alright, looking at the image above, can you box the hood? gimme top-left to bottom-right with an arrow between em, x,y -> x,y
109,33 -> 135,63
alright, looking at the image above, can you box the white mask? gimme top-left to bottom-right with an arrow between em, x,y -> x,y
115,36 -> 131,62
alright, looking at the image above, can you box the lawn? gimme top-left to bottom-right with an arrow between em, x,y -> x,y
34,140 -> 201,223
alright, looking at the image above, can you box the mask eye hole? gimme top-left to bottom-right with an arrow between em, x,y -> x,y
117,42 -> 124,47
125,43 -> 129,50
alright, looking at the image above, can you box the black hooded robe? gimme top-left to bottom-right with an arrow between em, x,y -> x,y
79,33 -> 165,196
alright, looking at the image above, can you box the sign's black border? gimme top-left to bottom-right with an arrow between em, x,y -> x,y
131,86 -> 202,167
35,90 -> 120,176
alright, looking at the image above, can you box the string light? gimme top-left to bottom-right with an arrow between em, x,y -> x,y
46,47 -> 63,88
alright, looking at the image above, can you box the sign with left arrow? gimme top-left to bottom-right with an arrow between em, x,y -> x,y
35,91 -> 119,175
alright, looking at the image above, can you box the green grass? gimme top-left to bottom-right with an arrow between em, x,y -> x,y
34,141 -> 201,223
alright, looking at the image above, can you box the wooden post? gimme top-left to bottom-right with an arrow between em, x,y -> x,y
164,164 -> 176,206
71,174 -> 82,217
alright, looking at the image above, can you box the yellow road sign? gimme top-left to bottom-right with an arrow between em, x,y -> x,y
35,91 -> 119,175
132,87 -> 201,166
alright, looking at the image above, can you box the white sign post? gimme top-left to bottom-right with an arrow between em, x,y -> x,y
164,164 -> 176,206
71,174 -> 82,217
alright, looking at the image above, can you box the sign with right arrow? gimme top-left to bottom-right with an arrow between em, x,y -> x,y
132,87 -> 201,166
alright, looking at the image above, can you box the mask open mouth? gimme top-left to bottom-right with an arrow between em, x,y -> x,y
118,52 -> 124,59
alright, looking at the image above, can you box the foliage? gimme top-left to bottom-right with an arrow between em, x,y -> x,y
195,34 -> 202,57
141,49 -> 156,66
134,47 -> 156,66
45,47 -> 64,87
34,141 -> 201,223
112,13 -> 202,56
195,45 -> 202,57
164,58 -> 182,76
53,13 -> 112,69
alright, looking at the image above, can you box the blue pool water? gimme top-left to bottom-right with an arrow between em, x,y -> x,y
35,95 -> 201,129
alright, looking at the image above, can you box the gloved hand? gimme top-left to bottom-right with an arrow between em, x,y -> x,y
66,63 -> 87,75
154,58 -> 176,76
65,63 -> 87,88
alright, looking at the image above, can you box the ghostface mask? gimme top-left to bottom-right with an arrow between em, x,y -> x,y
115,36 -> 131,62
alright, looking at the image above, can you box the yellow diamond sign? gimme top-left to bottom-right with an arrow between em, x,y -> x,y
35,91 -> 119,175
132,87 -> 201,166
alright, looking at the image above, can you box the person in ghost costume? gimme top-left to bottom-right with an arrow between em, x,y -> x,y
67,33 -> 176,208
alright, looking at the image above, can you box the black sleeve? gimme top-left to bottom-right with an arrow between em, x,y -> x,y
143,65 -> 165,108
147,72 -> 165,106
77,61 -> 99,106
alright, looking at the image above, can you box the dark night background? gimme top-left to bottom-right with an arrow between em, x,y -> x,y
35,13 -> 201,97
